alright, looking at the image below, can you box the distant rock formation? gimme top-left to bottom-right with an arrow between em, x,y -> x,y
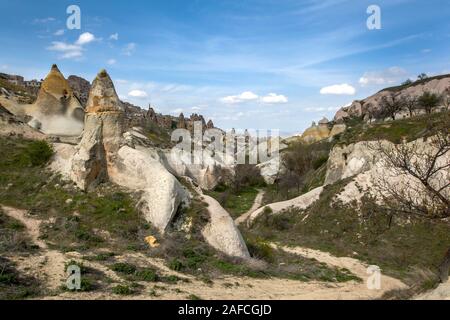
300,117 -> 347,144
67,75 -> 91,107
301,119 -> 331,144
177,113 -> 186,129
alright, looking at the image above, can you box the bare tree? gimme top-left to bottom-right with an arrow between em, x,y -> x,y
371,113 -> 450,280
400,95 -> 418,118
379,93 -> 404,120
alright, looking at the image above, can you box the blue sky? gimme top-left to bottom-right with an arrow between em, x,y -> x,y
0,0 -> 449,133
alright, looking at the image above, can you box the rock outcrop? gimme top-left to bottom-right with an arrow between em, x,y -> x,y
299,117 -> 347,144
67,75 -> 91,107
68,69 -> 188,232
201,194 -> 250,259
324,141 -> 383,185
300,120 -> 331,144
27,64 -> 84,136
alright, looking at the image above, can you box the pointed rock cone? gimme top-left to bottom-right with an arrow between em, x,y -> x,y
71,69 -> 125,191
86,69 -> 124,113
29,64 -> 84,134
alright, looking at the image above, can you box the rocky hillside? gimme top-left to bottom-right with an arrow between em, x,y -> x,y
334,74 -> 450,122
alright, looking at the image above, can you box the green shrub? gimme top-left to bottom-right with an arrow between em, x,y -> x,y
112,284 -> 133,295
135,268 -> 158,282
168,259 -> 185,272
110,263 -> 137,275
23,140 -> 54,167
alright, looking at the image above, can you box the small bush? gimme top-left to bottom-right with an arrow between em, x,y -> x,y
110,263 -> 137,275
135,268 -> 158,282
112,284 -> 133,295
23,140 -> 54,167
168,259 -> 185,272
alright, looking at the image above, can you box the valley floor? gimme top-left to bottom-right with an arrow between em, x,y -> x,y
1,203 -> 409,300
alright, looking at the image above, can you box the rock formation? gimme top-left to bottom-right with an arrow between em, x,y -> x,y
27,64 -> 84,135
69,69 -> 188,232
300,120 -> 331,144
67,75 -> 91,107
70,69 -> 123,190
300,117 -> 347,144
177,113 -> 186,129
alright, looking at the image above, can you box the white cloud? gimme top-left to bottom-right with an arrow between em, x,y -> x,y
359,67 -> 408,87
54,29 -> 65,36
191,106 -> 202,111
0,65 -> 8,70
220,91 -> 259,104
47,32 -> 98,60
128,90 -> 148,98
107,59 -> 117,65
33,17 -> 55,24
109,33 -> 119,41
320,83 -> 356,95
75,32 -> 96,45
261,93 -> 288,104
47,41 -> 83,60
122,43 -> 136,56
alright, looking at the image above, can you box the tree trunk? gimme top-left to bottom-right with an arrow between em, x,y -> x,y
439,248 -> 450,283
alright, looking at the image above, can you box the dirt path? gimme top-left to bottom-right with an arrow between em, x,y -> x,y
2,205 -> 66,291
235,189 -> 265,226
271,243 -> 406,296
248,186 -> 323,224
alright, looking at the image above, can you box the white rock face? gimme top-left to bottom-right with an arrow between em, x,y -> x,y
162,147 -> 233,190
324,141 -> 385,185
201,194 -> 250,259
111,146 -> 189,232
249,186 -> 324,223
60,69 -> 189,233
336,139 -> 450,206
256,156 -> 284,185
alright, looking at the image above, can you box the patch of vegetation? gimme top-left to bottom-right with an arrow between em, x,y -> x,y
206,186 -> 260,219
0,257 -> 41,299
250,179 -> 450,286
0,209 -> 36,253
112,284 -> 134,295
110,261 -> 182,284
263,140 -> 332,204
83,252 -> 116,262
0,137 -> 153,253
338,112 -> 444,144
